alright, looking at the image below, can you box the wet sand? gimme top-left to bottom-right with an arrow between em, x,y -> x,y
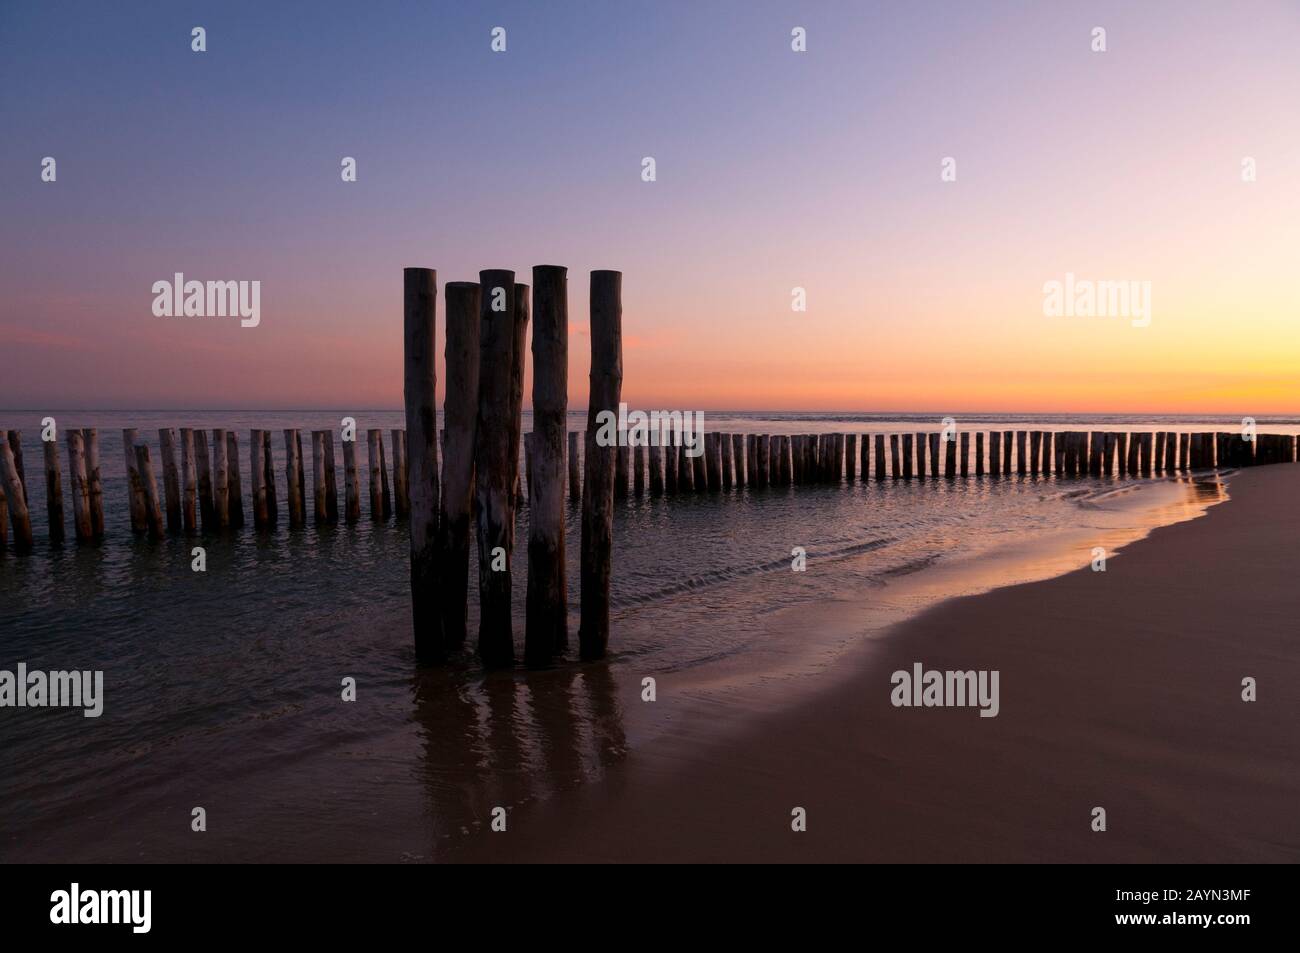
448,466 -> 1300,862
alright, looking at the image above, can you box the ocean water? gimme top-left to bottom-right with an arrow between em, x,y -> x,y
0,410 -> 1276,861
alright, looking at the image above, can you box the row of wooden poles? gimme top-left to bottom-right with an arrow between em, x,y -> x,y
612,429 -> 1297,491
402,267 -> 622,671
3,419 -> 1290,560
0,425 -> 413,554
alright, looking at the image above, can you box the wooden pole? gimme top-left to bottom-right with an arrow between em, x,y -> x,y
888,434 -> 901,478
944,433 -> 957,478
1041,432 -> 1053,474
1014,431 -> 1026,475
1029,431 -> 1041,474
732,433 -> 746,487
181,428 -> 198,532
960,432 -> 970,477
1165,431 -> 1177,471
43,435 -> 64,544
66,429 -> 92,541
475,269 -> 518,667
873,434 -> 885,479
6,431 -> 26,507
283,429 -> 304,527
526,265 -> 569,666
194,430 -> 214,530
704,433 -> 720,490
695,437 -> 711,492
226,431 -> 244,529
323,431 -> 339,523
377,430 -> 392,519
616,443 -> 630,499
342,437 -> 361,523
366,429 -> 385,520
508,284 -> 530,519
666,443 -> 679,493
754,436 -> 769,489
649,442 -> 664,494
720,431 -> 733,489
1154,432 -> 1166,473
402,267 -> 442,661
434,281 -> 479,652
391,429 -> 410,517
83,429 -> 104,539
212,428 -> 230,529
989,431 -> 1002,476
135,443 -> 165,540
257,431 -> 276,526
312,431 -> 329,525
975,431 -> 986,476
250,429 -> 268,528
579,270 -> 622,661
158,428 -> 181,532
680,439 -> 695,492
123,428 -> 146,533
1,435 -> 31,553
633,443 -> 646,495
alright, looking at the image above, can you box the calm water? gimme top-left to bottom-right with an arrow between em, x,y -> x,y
0,410 -> 1272,861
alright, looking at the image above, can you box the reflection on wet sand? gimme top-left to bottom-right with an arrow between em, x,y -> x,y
412,660 -> 627,851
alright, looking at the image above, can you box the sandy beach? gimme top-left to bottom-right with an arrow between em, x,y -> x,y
447,465 -> 1300,863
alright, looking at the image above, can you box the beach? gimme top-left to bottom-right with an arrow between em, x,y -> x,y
446,465 -> 1300,863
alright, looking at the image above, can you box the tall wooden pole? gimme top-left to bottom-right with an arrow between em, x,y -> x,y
579,270 -> 622,661
213,428 -> 230,529
391,429 -> 410,517
226,431 -> 244,529
404,267 -> 442,662
135,443 -> 166,540
43,435 -> 65,544
250,429 -> 268,529
66,429 -> 92,541
1,435 -> 33,553
83,429 -> 104,539
159,428 -> 181,532
181,428 -> 198,532
526,265 -> 569,666
123,428 -> 146,533
475,269 -> 517,668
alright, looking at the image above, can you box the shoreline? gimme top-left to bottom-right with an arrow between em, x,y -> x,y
446,466 -> 1300,862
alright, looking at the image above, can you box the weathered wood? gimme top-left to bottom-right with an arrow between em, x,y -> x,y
43,435 -> 64,544
693,436 -> 709,492
342,437 -> 361,522
1,435 -> 32,553
1165,431 -> 1177,471
568,431 -> 582,501
616,443 -> 630,499
873,434 -> 886,479
944,432 -> 957,478
1015,431 -> 1027,475
1041,432 -> 1053,474
194,429 -> 214,531
283,429 -> 305,527
250,429 -> 268,528
391,429 -> 410,517
402,268 -> 442,661
508,283 -> 530,518
82,429 -> 104,539
475,270 -> 519,665
181,429 -> 198,532
704,433 -> 721,490
436,281 -> 480,652
579,270 -> 622,661
1029,431 -> 1041,474
1140,432 -> 1153,475
914,432 -> 927,480
526,265 -> 569,666
648,442 -> 664,494
1154,432 -> 1166,472
5,431 -> 27,509
324,431 -> 339,523
226,431 -> 244,529
377,430 -> 392,519
366,429 -> 385,520
212,428 -> 230,529
666,443 -> 680,493
720,432 -> 733,489
1179,432 -> 1190,470
1089,430 -> 1103,476
989,431 -> 1002,476
135,443 -> 165,540
842,433 -> 856,482
634,443 -> 646,495
1001,430 -> 1012,475
123,428 -> 146,533
158,428 -> 181,532
732,433 -> 746,487
975,431 -> 986,476
899,434 -> 912,479
889,434 -> 901,478
680,438 -> 695,491
960,432 -> 970,477
262,430 -> 278,524
752,435 -> 767,489
312,431 -> 329,524
66,429 -> 92,541
0,462 -> 6,550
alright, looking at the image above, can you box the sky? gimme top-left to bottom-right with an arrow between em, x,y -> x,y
1,0 -> 1298,413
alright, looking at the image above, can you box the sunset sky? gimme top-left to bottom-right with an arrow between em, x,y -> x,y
2,0 -> 1298,413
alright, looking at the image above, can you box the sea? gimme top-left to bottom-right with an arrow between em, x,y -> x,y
1,410 -> 1288,861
